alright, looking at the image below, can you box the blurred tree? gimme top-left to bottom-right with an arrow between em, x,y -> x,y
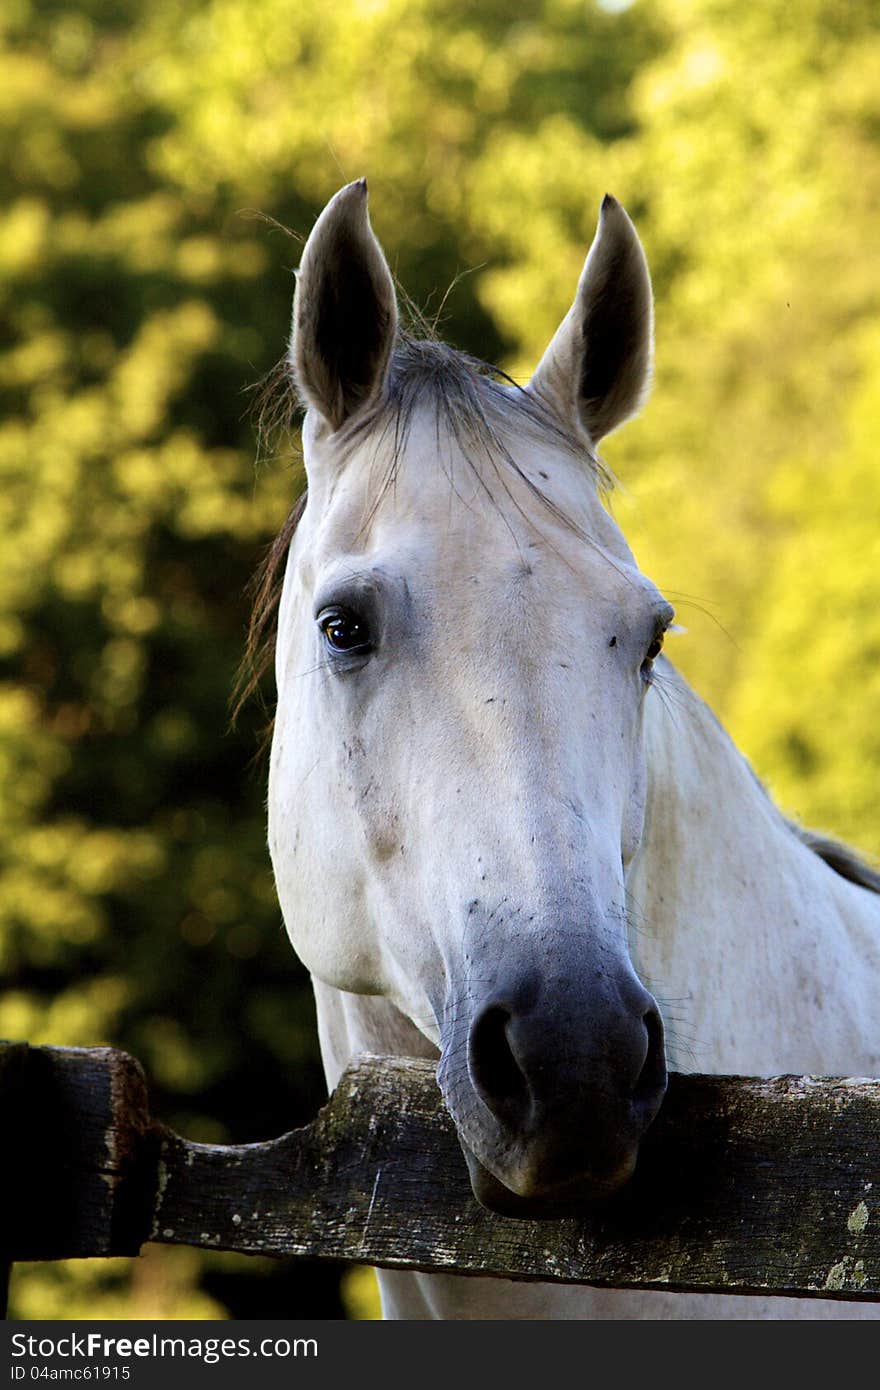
2,0 -> 879,1319
728,320 -> 880,853
0,0 -> 339,1318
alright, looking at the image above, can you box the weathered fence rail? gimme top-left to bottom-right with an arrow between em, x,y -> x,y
2,1040 -> 879,1315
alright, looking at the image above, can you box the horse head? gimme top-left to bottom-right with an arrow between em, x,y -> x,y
268,180 -> 670,1214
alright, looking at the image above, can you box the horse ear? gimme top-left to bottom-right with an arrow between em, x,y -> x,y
529,195 -> 653,445
290,179 -> 398,431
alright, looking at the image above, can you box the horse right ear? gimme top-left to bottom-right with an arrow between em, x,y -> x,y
528,195 -> 653,445
290,179 -> 398,432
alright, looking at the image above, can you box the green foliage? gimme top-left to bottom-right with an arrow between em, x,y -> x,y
2,0 -> 879,1318
729,321 -> 880,851
1,0 -> 333,1320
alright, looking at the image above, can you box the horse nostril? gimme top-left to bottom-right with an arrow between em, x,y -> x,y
468,1003 -> 531,1123
632,1006 -> 667,1112
466,992 -> 667,1141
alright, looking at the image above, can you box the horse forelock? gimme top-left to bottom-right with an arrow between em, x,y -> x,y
342,334 -> 602,473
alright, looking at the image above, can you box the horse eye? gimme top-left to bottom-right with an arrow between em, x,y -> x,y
641,630 -> 665,679
318,607 -> 373,656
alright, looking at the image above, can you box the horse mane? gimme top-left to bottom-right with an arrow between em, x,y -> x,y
233,332 -> 605,725
786,820 -> 880,895
232,489 -> 306,727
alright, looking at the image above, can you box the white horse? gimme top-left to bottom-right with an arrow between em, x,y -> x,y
263,180 -> 880,1319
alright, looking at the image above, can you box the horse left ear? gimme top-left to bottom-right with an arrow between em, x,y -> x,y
290,179 -> 398,432
529,195 -> 653,445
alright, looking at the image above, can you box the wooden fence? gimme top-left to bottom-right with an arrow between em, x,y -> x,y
2,1040 -> 879,1316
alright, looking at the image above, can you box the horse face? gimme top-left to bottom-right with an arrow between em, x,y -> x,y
268,182 -> 669,1210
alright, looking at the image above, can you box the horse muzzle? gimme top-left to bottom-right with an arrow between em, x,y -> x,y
437,962 -> 667,1217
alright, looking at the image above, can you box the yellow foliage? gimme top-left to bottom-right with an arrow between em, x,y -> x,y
340,1265 -> 382,1320
10,1248 -> 227,1321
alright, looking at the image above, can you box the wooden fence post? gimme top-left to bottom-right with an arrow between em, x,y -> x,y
0,1040 -> 157,1314
1,1042 -> 29,1316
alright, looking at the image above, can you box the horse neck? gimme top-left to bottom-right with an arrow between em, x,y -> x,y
312,976 -> 439,1092
630,665 -> 880,1077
